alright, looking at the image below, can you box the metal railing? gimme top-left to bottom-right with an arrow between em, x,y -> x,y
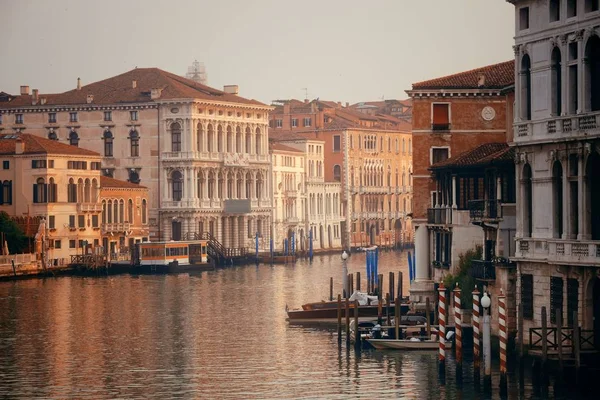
468,199 -> 502,221
427,207 -> 452,225
470,260 -> 496,280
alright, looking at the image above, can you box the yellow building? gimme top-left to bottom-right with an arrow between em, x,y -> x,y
0,133 -> 103,263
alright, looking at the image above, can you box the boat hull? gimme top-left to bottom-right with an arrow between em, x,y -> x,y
287,303 -> 409,322
367,339 -> 454,350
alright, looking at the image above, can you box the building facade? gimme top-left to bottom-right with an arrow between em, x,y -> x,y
0,69 -> 273,250
507,0 -> 600,341
269,100 -> 413,250
0,134 -> 103,263
406,61 -> 515,305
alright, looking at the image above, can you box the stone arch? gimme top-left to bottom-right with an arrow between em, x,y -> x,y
584,34 -> 600,111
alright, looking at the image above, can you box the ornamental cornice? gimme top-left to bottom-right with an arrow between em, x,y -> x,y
0,103 -> 157,114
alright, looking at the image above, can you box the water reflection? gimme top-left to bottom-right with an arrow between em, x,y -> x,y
0,251 -> 560,399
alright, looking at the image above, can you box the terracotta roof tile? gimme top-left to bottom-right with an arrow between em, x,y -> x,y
1,68 -> 267,108
412,60 -> 515,90
0,133 -> 101,156
430,143 -> 513,170
100,175 -> 147,189
270,142 -> 304,153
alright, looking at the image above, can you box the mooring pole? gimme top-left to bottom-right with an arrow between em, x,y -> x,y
573,311 -> 581,389
482,290 -> 492,393
389,272 -> 394,305
395,296 -> 400,340
499,289 -> 508,396
354,300 -> 360,350
345,296 -> 350,347
518,301 -> 525,393
437,282 -> 446,379
426,297 -> 431,339
356,271 -> 361,292
337,294 -> 342,345
472,288 -> 481,386
330,277 -> 333,301
541,306 -> 549,390
453,283 -> 463,384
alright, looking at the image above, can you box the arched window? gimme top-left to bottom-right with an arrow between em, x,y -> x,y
207,124 -> 214,152
197,123 -> 204,152
128,199 -> 133,223
69,131 -> 79,146
48,178 -> 57,202
551,47 -> 562,116
408,139 -> 412,154
119,200 -> 124,223
84,178 -> 91,202
33,177 -> 47,203
521,54 -> 532,120
333,165 -> 341,181
130,130 -> 140,157
113,200 -> 118,225
172,170 -> 183,201
103,130 -> 114,157
68,178 -> 77,203
245,127 -> 252,154
236,126 -> 242,153
522,164 -> 533,237
226,126 -> 233,152
107,200 -> 113,223
171,122 -> 182,152
91,179 -> 98,201
552,161 -> 563,238
102,201 -> 107,224
586,152 -> 600,239
585,35 -> 600,111
142,199 -> 147,224
255,128 -> 262,155
77,178 -> 84,203
217,125 -> 223,152
549,0 -> 560,21
129,169 -> 140,184
48,130 -> 58,140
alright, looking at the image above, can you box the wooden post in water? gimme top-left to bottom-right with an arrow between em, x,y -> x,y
377,298 -> 383,325
499,289 -> 508,396
541,306 -> 548,389
345,297 -> 350,346
356,271 -> 361,291
354,300 -> 360,350
573,311 -> 581,387
426,297 -> 431,339
518,302 -> 524,393
337,294 -> 342,345
330,277 -> 334,301
389,272 -> 394,304
386,293 -> 391,327
556,308 -> 563,372
453,283 -> 463,384
438,283 -> 447,379
398,271 -> 403,301
378,274 -> 384,301
395,296 -> 400,340
473,288 -> 481,386
349,274 -> 354,297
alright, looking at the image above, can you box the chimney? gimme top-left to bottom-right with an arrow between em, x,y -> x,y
345,102 -> 349,108
20,86 -> 30,95
477,73 -> 486,87
32,89 -> 39,105
223,85 -> 239,95
15,138 -> 24,154
86,94 -> 94,104
337,101 -> 342,108
77,77 -> 81,90
283,103 -> 290,115
304,99 -> 309,104
40,97 -> 47,105
132,80 -> 137,89
150,88 -> 162,99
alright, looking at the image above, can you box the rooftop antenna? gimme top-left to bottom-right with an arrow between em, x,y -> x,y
302,87 -> 309,101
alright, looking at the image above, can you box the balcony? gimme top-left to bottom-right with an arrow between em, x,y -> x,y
514,111 -> 600,144
102,222 -> 131,233
515,238 -> 600,266
77,203 -> 102,213
427,207 -> 452,225
468,200 -> 502,223
470,260 -> 496,280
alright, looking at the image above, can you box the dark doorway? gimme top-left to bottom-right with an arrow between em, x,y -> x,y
594,278 -> 600,349
172,220 -> 182,241
369,224 -> 376,245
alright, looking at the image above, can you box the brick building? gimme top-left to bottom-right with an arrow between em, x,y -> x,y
405,61 -> 515,306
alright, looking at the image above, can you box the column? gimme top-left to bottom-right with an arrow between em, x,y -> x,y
162,217 -> 171,241
513,46 -> 521,122
452,175 -> 457,209
578,154 -> 584,240
415,224 -> 430,281
163,169 -> 170,201
233,216 -> 239,248
187,217 -> 194,236
562,156 -> 569,240
203,171 -> 209,200
182,119 -> 188,153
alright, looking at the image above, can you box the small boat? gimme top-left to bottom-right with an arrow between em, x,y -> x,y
367,337 -> 453,350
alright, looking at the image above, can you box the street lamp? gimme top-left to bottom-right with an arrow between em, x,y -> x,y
341,250 -> 349,298
481,289 -> 492,391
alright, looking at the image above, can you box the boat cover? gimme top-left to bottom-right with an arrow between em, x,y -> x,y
349,291 -> 380,306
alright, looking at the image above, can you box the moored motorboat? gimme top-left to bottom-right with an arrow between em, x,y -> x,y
367,337 -> 453,350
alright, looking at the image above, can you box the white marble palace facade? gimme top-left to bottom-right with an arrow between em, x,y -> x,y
507,0 -> 600,339
159,98 -> 273,249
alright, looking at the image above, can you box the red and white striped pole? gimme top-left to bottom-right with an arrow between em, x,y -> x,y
453,283 -> 463,382
499,288 -> 508,395
438,282 -> 446,376
472,288 -> 481,384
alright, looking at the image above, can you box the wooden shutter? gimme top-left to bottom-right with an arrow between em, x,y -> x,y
33,184 -> 38,203
432,104 -> 450,126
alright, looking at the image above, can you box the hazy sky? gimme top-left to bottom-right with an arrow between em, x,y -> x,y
0,0 -> 515,104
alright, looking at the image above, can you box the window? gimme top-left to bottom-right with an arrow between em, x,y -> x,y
92,215 -> 99,228
431,148 -> 449,165
550,276 -> 564,324
54,240 -> 61,249
69,215 -> 75,228
549,0 -> 560,22
521,54 -> 532,120
523,164 -> 533,237
0,181 -> 11,205
567,0 -> 577,17
432,103 -> 450,130
15,114 -> 23,124
67,161 -> 87,170
333,135 -> 341,152
519,7 -> 530,30
142,199 -> 147,224
69,240 -> 76,249
78,215 -> 85,228
103,130 -> 114,157
68,179 -> 77,203
48,113 -> 56,123
130,130 -> 139,157
585,35 -> 600,111
333,165 -> 341,181
69,112 -> 78,122
2,161 -> 9,170
130,110 -> 138,121
171,122 -> 181,152
567,279 -> 579,326
104,111 -> 112,121
291,118 -> 298,128
129,169 -> 140,184
275,119 -> 283,128
91,162 -> 102,170
69,131 -> 79,147
585,0 -> 599,12
521,274 -> 533,319
33,178 -> 47,203
48,178 -> 57,202
48,130 -> 58,140
303,117 -> 311,127
32,160 -> 47,169
172,170 -> 183,201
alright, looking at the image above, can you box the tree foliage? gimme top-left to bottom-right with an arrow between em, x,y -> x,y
443,245 -> 483,309
0,212 -> 27,254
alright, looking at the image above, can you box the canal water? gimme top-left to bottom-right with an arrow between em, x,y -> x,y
0,251 -> 564,399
